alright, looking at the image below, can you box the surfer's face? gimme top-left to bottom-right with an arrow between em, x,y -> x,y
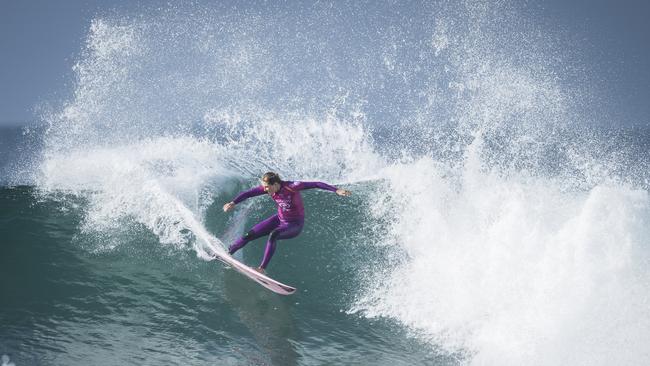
262,182 -> 280,195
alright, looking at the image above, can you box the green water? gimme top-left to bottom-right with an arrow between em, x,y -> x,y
0,186 -> 456,365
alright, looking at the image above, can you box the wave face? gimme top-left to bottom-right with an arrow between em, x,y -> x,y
11,1 -> 650,365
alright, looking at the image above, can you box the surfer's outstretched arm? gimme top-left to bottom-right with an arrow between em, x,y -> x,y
292,181 -> 351,196
223,186 -> 265,212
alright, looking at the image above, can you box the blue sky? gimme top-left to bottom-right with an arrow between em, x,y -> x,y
1,0 -> 649,127
0,0 -> 143,126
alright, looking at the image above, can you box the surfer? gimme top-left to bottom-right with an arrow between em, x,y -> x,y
223,172 -> 351,274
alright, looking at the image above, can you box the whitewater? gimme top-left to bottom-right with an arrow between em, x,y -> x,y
2,1 -> 650,365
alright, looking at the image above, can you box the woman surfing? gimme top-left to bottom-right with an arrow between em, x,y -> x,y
222,172 -> 351,274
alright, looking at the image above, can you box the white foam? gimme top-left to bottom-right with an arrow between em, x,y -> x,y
352,141 -> 650,365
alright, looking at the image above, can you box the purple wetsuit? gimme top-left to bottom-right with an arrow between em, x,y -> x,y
228,181 -> 338,269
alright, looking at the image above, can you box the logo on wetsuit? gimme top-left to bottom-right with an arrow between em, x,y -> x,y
275,193 -> 293,211
272,184 -> 305,221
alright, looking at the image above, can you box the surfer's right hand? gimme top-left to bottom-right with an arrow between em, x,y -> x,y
223,202 -> 236,212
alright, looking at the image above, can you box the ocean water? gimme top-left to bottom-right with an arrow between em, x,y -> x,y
2,1 -> 650,365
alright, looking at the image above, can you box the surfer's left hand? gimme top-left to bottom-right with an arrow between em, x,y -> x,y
336,189 -> 351,196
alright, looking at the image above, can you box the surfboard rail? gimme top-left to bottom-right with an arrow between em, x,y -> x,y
211,252 -> 296,295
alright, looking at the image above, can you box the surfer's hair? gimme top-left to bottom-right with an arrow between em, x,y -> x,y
262,172 -> 282,185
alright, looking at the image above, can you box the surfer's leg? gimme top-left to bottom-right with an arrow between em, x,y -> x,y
228,215 -> 280,255
259,220 -> 304,269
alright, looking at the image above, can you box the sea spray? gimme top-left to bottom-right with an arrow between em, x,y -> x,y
36,9 -> 383,252
350,1 -> 650,364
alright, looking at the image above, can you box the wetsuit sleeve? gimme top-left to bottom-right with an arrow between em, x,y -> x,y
232,186 -> 265,204
291,181 -> 338,192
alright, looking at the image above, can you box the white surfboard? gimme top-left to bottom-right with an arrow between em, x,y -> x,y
211,252 -> 296,295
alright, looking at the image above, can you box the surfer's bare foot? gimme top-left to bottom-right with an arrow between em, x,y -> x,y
253,267 -> 266,274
